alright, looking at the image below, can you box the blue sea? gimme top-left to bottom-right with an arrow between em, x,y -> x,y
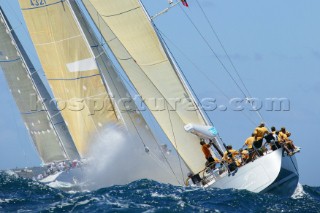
0,172 -> 319,212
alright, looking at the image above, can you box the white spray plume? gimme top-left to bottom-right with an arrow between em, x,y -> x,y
82,124 -> 186,190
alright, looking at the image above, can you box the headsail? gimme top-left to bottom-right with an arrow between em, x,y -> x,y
82,0 -> 208,173
0,8 -> 72,163
18,0 -> 119,156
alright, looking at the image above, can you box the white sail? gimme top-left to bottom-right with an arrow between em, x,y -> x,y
82,0 -> 208,173
18,0 -> 120,156
0,9 -> 70,163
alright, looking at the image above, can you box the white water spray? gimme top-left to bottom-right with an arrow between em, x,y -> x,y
82,124 -> 185,190
291,182 -> 307,199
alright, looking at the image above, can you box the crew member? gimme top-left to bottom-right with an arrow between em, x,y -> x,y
278,127 -> 297,155
239,149 -> 250,165
253,122 -> 269,155
185,172 -> 202,186
200,139 -> 218,169
254,122 -> 269,146
244,133 -> 255,150
223,145 -> 240,172
268,126 -> 281,150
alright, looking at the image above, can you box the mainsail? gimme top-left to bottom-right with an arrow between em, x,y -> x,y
18,0 -> 119,156
0,8 -> 76,163
82,0 -> 208,173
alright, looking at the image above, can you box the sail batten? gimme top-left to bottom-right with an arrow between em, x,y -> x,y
18,0 -> 119,156
82,0 -> 208,173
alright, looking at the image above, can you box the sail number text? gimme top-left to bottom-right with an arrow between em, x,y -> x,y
30,0 -> 47,7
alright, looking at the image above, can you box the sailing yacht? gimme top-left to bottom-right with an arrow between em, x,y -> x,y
76,0 -> 299,196
0,0 -> 299,196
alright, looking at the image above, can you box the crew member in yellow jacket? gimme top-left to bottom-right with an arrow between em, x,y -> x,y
253,122 -> 269,148
278,127 -> 297,155
223,145 -> 240,172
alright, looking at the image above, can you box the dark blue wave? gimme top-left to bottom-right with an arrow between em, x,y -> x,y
0,172 -> 319,212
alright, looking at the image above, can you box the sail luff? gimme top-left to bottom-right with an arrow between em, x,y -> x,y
0,8 -> 68,163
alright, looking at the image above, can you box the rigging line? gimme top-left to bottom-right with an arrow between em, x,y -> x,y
192,1 -> 266,124
166,103 -> 185,183
75,2 -> 182,184
194,0 -> 252,98
146,29 -> 230,100
157,27 -> 258,128
178,4 -> 248,100
100,57 -> 183,185
178,5 -> 265,124
97,50 -> 184,183
157,25 -> 213,127
113,50 -> 187,182
156,25 -> 226,120
147,151 -> 177,178
95,43 -> 183,185
98,53 -> 182,185
157,28 -> 258,127
289,155 -> 299,175
95,50 -> 183,185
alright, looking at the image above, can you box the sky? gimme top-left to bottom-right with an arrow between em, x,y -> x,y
0,0 -> 319,186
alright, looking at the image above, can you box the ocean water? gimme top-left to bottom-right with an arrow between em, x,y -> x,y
0,172 -> 319,212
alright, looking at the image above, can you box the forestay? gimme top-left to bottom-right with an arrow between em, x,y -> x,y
18,0 -> 119,156
82,0 -> 207,173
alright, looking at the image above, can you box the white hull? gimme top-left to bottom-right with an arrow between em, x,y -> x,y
205,148 -> 299,196
51,167 -> 85,184
12,166 -> 85,184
